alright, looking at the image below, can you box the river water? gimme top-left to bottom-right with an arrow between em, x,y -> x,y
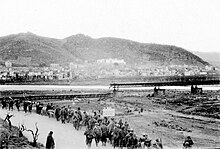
0,84 -> 219,91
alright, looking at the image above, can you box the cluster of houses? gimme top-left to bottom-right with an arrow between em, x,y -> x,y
137,64 -> 217,77
0,61 -> 73,82
0,59 -> 218,82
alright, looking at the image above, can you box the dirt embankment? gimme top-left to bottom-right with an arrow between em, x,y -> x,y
161,90 -> 220,119
0,118 -> 44,149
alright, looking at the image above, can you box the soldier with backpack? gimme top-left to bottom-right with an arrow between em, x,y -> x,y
183,136 -> 194,149
93,122 -> 102,147
84,127 -> 94,149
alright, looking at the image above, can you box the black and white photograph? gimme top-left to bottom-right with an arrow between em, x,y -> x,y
0,0 -> 219,148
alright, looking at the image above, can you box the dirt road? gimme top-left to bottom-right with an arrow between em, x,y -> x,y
0,108 -> 112,149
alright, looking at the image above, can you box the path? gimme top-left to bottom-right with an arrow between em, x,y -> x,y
0,108 -> 112,149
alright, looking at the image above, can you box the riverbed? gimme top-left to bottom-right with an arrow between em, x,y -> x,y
0,85 -> 219,91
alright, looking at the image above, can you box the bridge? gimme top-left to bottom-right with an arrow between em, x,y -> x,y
1,92 -> 113,101
110,79 -> 220,88
110,75 -> 220,94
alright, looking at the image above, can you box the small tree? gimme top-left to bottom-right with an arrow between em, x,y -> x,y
23,122 -> 39,147
4,113 -> 14,130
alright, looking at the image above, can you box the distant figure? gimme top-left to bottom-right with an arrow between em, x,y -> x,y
23,101 -> 28,113
55,105 -> 61,121
8,98 -> 14,111
28,101 -> 33,113
15,99 -> 20,111
46,131 -> 55,149
183,136 -> 194,149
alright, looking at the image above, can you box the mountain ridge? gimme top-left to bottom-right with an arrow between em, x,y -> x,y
0,32 -> 209,67
191,51 -> 220,68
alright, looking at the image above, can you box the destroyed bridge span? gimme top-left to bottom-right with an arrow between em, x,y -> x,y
109,75 -> 220,92
1,92 -> 113,101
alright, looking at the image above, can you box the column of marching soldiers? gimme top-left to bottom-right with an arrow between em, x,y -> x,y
1,98 -> 194,149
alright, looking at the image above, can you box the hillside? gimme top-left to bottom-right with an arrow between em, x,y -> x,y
191,51 -> 220,68
0,32 -> 209,67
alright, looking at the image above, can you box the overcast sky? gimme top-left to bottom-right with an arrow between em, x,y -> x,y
0,0 -> 219,52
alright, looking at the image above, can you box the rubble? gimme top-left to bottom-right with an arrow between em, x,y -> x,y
153,120 -> 192,132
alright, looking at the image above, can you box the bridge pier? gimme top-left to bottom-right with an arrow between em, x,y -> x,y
113,85 -> 119,93
191,85 -> 203,94
153,87 -> 165,96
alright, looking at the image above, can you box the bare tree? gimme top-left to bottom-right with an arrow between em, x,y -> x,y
1,122 -> 28,148
4,113 -> 14,130
23,122 -> 39,147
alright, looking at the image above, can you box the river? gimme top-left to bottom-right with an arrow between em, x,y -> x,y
0,84 -> 219,91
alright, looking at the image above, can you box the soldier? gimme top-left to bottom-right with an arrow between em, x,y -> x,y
112,124 -> 122,148
46,131 -> 55,149
73,111 -> 81,130
55,105 -> 61,121
88,116 -> 97,130
119,126 -> 127,149
153,138 -> 163,149
15,99 -> 20,111
107,118 -> 115,144
97,115 -> 102,125
139,133 -> 145,148
35,102 -> 40,114
64,107 -> 68,122
67,105 -> 73,123
23,101 -> 28,113
82,111 -> 89,127
77,107 -> 82,121
60,106 -> 66,124
183,136 -> 194,149
8,98 -> 14,111
1,98 -> 7,109
133,133 -> 139,149
143,133 -> 152,149
38,102 -> 44,114
103,116 -> 109,126
118,119 -> 123,128
46,103 -> 51,112
46,103 -> 53,116
84,127 -> 94,149
28,101 -> 33,113
123,121 -> 129,134
124,128 -> 132,148
100,122 -> 108,146
93,122 -> 102,147
139,133 -> 151,149
126,129 -> 138,149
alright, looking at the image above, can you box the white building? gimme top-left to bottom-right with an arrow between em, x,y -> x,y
97,58 -> 126,64
205,65 -> 214,71
5,61 -> 12,67
50,63 -> 60,70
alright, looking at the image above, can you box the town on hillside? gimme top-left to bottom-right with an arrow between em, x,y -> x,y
0,58 -> 218,83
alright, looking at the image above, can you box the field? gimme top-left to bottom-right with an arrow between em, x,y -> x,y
34,89 -> 220,148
